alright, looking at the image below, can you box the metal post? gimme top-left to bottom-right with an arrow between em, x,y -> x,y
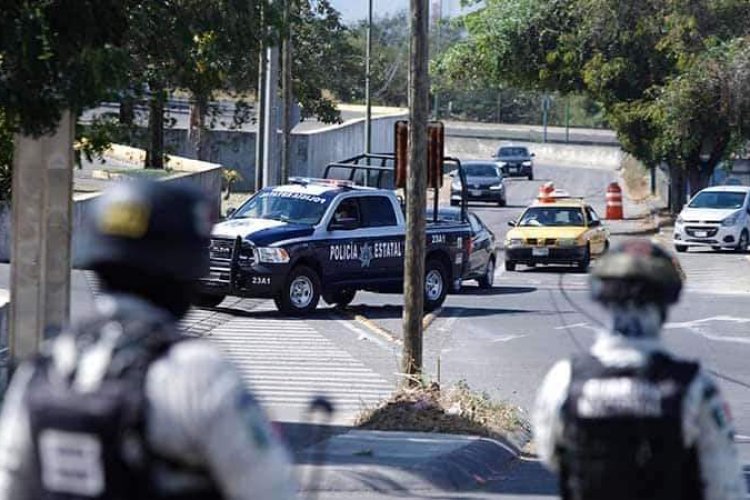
432,0 -> 442,120
402,0 -> 429,386
542,94 -> 550,143
255,5 -> 268,191
262,44 -> 281,187
10,111 -> 74,361
280,0 -> 293,184
365,0 -> 373,154
565,97 -> 570,143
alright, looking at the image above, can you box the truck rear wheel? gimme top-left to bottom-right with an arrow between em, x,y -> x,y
424,259 -> 448,312
324,289 -> 356,308
276,265 -> 321,316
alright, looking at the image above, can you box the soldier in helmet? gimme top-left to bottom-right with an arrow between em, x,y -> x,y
0,181 -> 296,499
533,239 -> 745,500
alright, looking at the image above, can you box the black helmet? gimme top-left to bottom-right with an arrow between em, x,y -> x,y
590,239 -> 683,306
79,181 -> 212,281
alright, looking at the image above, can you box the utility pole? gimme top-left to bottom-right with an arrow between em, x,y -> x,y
10,112 -> 74,362
255,4 -> 268,192
280,0 -> 293,184
365,0 -> 373,154
402,0 -> 429,386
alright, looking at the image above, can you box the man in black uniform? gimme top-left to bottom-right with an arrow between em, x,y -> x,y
534,239 -> 744,500
0,181 -> 295,499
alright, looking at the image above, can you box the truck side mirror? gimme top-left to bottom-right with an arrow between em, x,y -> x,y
508,221 -> 516,227
531,153 -> 536,157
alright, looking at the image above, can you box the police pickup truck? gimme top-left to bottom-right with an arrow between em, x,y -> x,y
196,178 -> 472,315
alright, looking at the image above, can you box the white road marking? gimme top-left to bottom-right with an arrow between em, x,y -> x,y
665,316 -> 750,345
491,334 -> 528,343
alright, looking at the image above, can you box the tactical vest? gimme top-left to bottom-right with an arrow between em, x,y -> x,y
559,352 -> 703,500
25,317 -> 223,500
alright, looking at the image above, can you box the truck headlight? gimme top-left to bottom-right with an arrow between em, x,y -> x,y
451,179 -> 461,190
506,238 -> 524,247
676,215 -> 684,225
489,184 -> 504,190
255,247 -> 290,263
558,238 -> 578,247
522,161 -> 532,167
721,212 -> 740,227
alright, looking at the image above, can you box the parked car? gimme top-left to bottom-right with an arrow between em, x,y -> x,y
450,161 -> 507,207
429,206 -> 498,289
673,185 -> 750,253
493,145 -> 534,180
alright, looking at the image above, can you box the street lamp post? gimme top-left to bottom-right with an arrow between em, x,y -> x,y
365,0 -> 373,154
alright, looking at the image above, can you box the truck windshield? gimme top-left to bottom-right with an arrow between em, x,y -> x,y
497,147 -> 528,157
688,191 -> 747,210
232,188 -> 331,225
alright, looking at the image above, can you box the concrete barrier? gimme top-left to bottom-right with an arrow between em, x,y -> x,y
446,136 -> 624,170
164,112 -> 407,191
0,151 -> 223,263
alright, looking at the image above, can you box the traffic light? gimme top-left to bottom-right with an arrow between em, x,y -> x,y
427,121 -> 444,189
394,120 -> 409,189
393,120 -> 444,189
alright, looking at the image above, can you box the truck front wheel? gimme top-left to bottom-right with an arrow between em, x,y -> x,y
193,293 -> 225,309
424,259 -> 448,312
275,265 -> 321,316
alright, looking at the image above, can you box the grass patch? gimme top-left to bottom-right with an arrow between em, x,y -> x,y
356,381 -> 530,446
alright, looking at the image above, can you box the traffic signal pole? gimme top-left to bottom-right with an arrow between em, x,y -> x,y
9,111 -> 74,362
402,0 -> 429,386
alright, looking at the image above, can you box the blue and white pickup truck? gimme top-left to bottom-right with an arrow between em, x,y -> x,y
196,178 -> 473,315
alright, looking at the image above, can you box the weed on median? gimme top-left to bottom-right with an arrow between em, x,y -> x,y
355,380 -> 531,447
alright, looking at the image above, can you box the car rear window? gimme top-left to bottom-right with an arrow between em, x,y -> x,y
497,147 -> 529,157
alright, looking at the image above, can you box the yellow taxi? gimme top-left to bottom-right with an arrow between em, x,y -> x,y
504,185 -> 609,271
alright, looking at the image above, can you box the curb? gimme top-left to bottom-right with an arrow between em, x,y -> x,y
416,437 -> 519,490
342,306 -> 445,346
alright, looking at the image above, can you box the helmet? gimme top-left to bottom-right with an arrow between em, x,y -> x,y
590,239 -> 683,306
79,181 -> 212,281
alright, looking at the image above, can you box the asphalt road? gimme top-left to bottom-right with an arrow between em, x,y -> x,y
334,161 -> 750,498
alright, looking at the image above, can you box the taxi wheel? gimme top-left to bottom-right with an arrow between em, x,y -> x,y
577,246 -> 591,272
276,265 -> 321,316
424,259 -> 448,312
194,293 -> 225,309
325,289 -> 356,308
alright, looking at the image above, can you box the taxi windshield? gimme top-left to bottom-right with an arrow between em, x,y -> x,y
232,188 -> 330,225
518,206 -> 585,227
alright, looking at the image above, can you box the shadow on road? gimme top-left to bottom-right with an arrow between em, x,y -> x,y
459,285 -> 537,296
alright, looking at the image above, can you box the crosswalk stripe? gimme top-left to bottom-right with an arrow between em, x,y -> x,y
208,314 -> 394,419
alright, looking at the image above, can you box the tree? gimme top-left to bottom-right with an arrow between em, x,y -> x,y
440,0 -> 750,209
0,111 -> 12,202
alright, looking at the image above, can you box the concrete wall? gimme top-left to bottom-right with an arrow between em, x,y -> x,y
164,113 -> 406,191
446,136 -> 624,170
0,291 -> 8,392
0,155 -> 223,264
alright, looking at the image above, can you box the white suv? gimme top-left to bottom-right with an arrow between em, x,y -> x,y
673,185 -> 750,253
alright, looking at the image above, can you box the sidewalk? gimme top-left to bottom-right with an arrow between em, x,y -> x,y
292,427 -> 541,497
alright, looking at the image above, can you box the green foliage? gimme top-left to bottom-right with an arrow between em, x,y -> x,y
0,0 -> 133,136
440,0 -> 750,194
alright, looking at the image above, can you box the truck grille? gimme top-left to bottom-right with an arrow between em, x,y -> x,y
685,227 -> 718,238
209,238 -> 234,261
